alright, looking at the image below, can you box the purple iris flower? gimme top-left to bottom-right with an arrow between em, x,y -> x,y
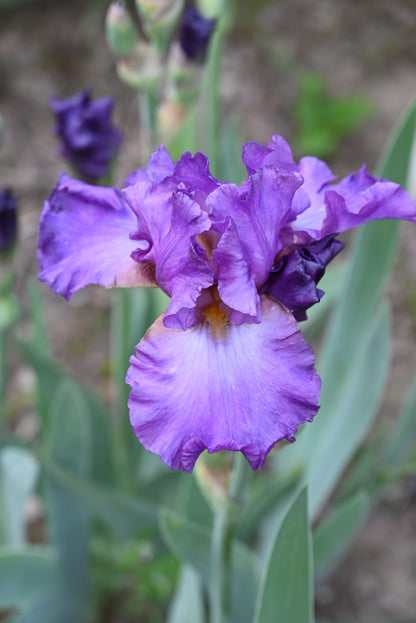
50,90 -> 122,182
37,135 -> 416,472
0,188 -> 17,256
178,4 -> 216,61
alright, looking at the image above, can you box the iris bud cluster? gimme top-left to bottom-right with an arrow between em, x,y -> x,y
105,0 -> 216,137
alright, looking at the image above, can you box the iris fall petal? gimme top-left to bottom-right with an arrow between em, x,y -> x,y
126,295 -> 321,472
38,173 -> 154,299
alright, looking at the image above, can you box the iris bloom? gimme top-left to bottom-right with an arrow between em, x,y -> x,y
50,90 -> 122,181
38,135 -> 416,471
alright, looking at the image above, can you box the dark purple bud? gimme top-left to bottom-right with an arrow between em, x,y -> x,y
178,5 -> 216,61
0,188 -> 17,256
50,90 -> 122,181
260,235 -> 345,321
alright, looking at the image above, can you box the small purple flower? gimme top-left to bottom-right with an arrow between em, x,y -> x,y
0,188 -> 17,256
50,90 -> 122,181
178,4 -> 216,61
37,135 -> 416,472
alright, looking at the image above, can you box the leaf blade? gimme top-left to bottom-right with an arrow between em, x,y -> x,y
254,487 -> 313,623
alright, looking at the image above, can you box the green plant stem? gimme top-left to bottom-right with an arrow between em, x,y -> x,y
0,331 -> 6,429
209,453 -> 252,623
110,288 -> 133,484
200,1 -> 235,177
139,88 -> 159,154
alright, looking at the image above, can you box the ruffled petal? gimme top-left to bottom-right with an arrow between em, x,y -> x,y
123,182 -> 214,329
126,295 -> 321,472
242,134 -> 298,175
38,173 -> 154,299
173,151 -> 220,196
212,218 -> 260,324
208,166 -> 303,288
293,164 -> 416,240
159,192 -> 215,329
124,145 -> 175,187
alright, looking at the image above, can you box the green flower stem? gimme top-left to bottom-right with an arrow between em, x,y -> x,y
210,505 -> 232,623
110,287 -> 168,484
209,453 -> 253,623
0,330 -> 6,429
139,88 -> 159,153
201,0 -> 235,177
110,288 -> 132,482
109,85 -> 160,484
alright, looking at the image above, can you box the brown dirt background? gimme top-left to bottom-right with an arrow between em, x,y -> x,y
1,1 -> 416,621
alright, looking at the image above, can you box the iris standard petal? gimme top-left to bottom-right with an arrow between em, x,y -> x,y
123,181 -> 214,329
124,144 -> 175,187
38,173 -> 154,299
208,166 -> 303,289
212,217 -> 261,324
158,191 -> 215,329
126,295 -> 321,472
242,134 -> 298,175
293,163 -> 416,240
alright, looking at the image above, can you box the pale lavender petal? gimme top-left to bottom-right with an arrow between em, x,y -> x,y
293,156 -> 336,215
294,163 -> 416,240
126,295 -> 321,472
38,173 -> 154,299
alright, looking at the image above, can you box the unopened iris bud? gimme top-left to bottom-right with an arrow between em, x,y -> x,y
106,0 -> 138,57
136,0 -> 179,20
196,0 -> 225,19
178,4 -> 216,62
157,97 -> 188,137
136,0 -> 184,52
116,42 -> 162,91
0,188 -> 17,258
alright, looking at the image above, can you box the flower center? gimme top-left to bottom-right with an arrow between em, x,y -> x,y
202,299 -> 229,339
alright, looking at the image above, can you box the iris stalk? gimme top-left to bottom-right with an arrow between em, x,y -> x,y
200,2 -> 234,177
209,453 -> 252,623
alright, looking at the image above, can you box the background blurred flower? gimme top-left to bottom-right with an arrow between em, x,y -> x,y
178,4 -> 216,61
50,90 -> 122,181
0,188 -> 17,257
